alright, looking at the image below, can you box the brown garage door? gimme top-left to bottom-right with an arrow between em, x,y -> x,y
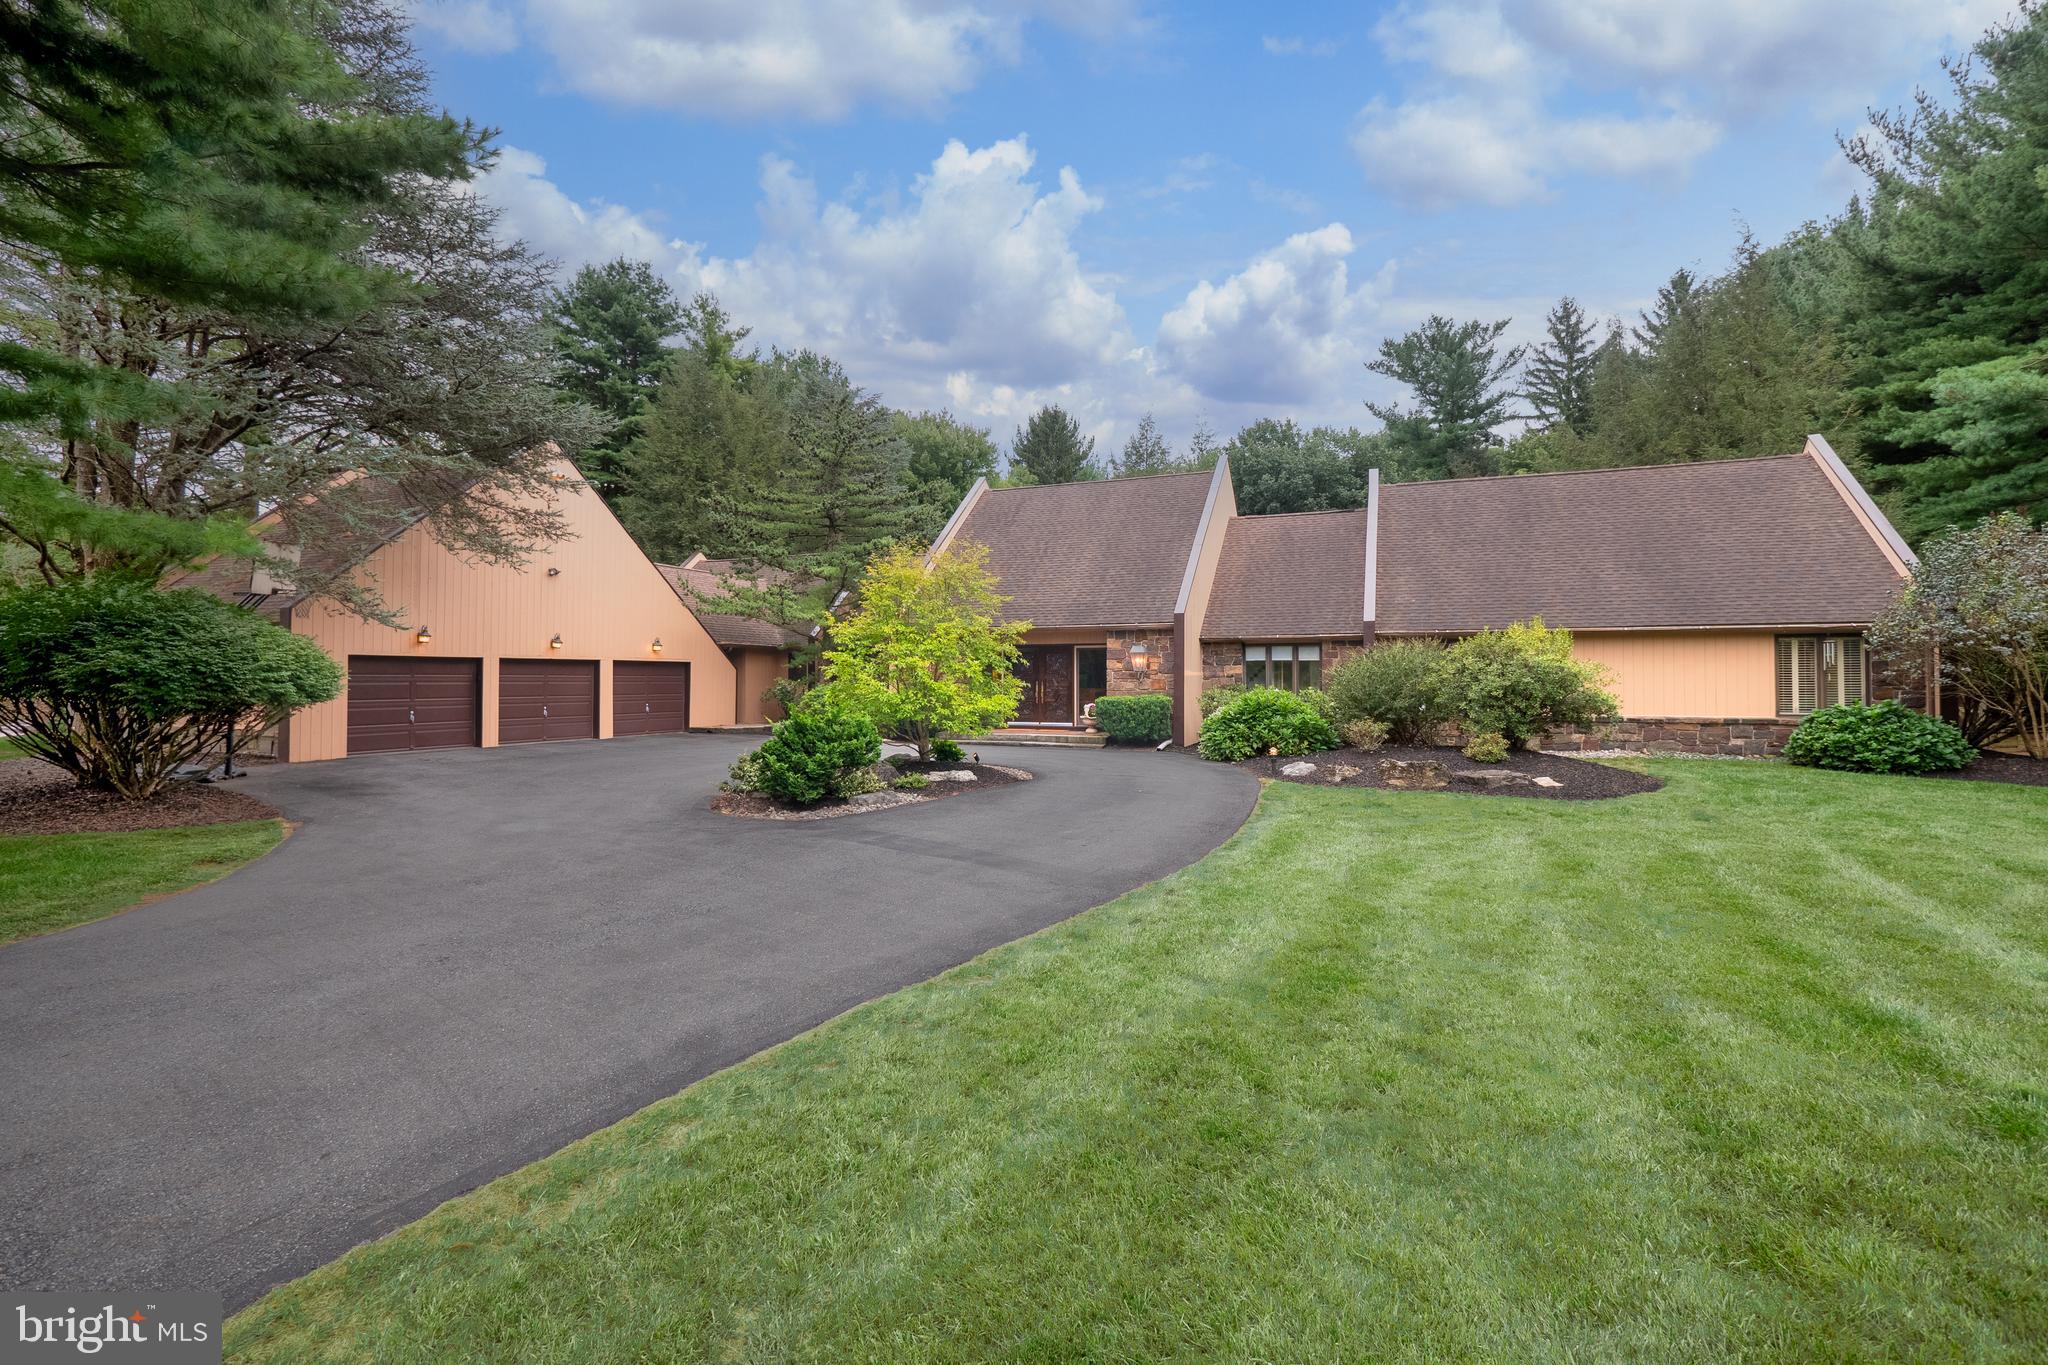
346,656 -> 481,755
498,659 -> 598,744
613,661 -> 690,736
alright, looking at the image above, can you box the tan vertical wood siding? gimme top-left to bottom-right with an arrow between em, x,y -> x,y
731,647 -> 792,725
286,467 -> 736,760
1570,631 -> 1780,719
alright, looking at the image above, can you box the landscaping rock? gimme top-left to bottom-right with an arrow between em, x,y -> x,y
924,769 -> 977,783
1379,758 -> 1448,790
1532,775 -> 1563,789
1326,764 -> 1362,783
1280,760 -> 1318,778
849,791 -> 897,806
1453,767 -> 1536,788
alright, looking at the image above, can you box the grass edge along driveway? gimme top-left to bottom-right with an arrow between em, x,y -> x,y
0,820 -> 285,946
228,761 -> 2046,1362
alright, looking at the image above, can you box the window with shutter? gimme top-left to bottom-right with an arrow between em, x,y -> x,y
1839,636 -> 1866,703
1776,637 -> 1797,714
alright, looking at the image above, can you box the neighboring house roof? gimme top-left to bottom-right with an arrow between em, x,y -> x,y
1373,454 -> 1907,633
946,471 -> 1215,628
1201,509 -> 1369,640
655,561 -> 809,651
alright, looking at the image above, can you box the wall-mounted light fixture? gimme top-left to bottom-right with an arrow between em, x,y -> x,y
1129,641 -> 1152,670
415,626 -> 432,646
547,566 -> 561,577
651,638 -> 663,654
550,634 -> 564,650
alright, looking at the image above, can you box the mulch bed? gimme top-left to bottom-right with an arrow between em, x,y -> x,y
1920,750 -> 2048,788
1239,744 -> 1664,801
0,758 -> 281,835
711,759 -> 1031,821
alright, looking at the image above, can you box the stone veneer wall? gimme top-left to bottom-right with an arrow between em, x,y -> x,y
1540,719 -> 1798,755
1107,629 -> 1175,695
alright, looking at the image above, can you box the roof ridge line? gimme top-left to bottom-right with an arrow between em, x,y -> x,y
1384,453 -> 1806,490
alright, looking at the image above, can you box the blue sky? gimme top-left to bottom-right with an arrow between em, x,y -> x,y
409,1 -> 2014,458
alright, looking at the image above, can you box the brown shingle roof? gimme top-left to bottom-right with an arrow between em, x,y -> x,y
1373,454 -> 1907,633
951,471 -> 1215,627
1201,509 -> 1368,640
655,562 -> 809,650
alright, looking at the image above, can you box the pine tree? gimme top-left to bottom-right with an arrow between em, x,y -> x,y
710,353 -> 912,623
1365,316 -> 1525,479
1111,412 -> 1182,476
1632,269 -> 1702,354
0,1 -> 589,595
1524,298 -> 1598,433
1010,406 -> 1099,484
549,259 -> 685,498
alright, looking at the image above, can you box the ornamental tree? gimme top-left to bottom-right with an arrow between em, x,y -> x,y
816,542 -> 1029,760
1440,618 -> 1618,748
1870,512 -> 2047,757
0,582 -> 344,798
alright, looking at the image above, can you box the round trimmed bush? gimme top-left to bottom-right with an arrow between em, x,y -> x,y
931,738 -> 966,762
1782,701 -> 1974,775
1462,731 -> 1509,763
755,703 -> 883,805
1341,717 -> 1388,752
1197,687 -> 1340,762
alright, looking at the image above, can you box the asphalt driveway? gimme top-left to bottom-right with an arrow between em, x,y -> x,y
0,736 -> 1254,1308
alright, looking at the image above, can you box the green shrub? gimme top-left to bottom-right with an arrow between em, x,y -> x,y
1297,687 -> 1335,721
1462,731 -> 1510,763
0,580 -> 343,797
755,703 -> 882,805
1198,683 -> 1243,718
1197,687 -> 1340,762
1440,620 -> 1616,747
1782,701 -> 1975,775
1094,693 -> 1172,744
931,738 -> 965,762
833,766 -> 885,799
723,748 -> 768,793
1341,717 -> 1388,752
892,772 -> 930,791
1325,641 -> 1453,745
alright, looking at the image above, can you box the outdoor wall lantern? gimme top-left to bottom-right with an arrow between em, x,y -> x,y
415,626 -> 432,645
1130,641 -> 1152,669
547,566 -> 561,577
651,638 -> 663,654
550,634 -> 564,649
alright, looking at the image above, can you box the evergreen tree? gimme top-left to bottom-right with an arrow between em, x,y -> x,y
1632,269 -> 1702,354
617,352 -> 786,565
0,1 -> 593,601
1524,297 -> 1598,433
1111,412 -> 1183,476
710,353 -> 912,624
1836,4 -> 2048,534
1366,316 -> 1525,479
0,0 -> 472,435
549,259 -> 684,498
1010,405 -> 1099,484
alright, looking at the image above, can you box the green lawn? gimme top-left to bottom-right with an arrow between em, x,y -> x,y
0,820 -> 285,945
228,762 -> 2047,1362
0,736 -> 27,761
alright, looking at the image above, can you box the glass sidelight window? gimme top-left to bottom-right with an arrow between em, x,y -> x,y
1243,644 -> 1321,692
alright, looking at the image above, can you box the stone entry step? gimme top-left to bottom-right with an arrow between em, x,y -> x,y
974,730 -> 1109,748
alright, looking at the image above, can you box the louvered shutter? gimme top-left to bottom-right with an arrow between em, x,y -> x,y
1776,638 -> 1797,714
1796,638 -> 1818,712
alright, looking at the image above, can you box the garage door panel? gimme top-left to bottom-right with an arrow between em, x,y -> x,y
498,660 -> 597,744
613,661 -> 689,736
347,657 -> 480,755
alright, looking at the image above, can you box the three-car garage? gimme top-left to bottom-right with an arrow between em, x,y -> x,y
344,657 -> 693,755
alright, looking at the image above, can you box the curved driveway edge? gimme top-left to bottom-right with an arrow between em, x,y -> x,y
0,736 -> 1255,1308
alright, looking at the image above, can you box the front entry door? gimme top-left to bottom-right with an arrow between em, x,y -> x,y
1014,645 -> 1075,725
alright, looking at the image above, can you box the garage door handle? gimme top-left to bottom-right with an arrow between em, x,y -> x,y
644,702 -> 651,713
408,708 -> 415,723
542,704 -> 549,718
